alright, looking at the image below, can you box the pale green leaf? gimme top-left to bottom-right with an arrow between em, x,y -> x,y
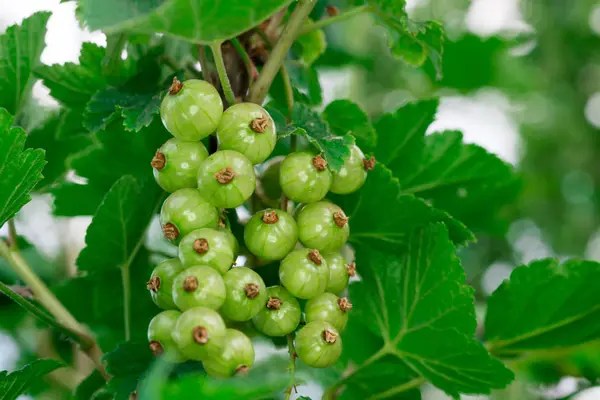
0,359 -> 63,400
295,21 -> 327,65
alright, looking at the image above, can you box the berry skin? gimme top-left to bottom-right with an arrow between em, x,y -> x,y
217,224 -> 240,258
323,252 -> 350,295
147,258 -> 185,310
279,152 -> 332,203
305,293 -> 352,331
295,321 -> 342,368
296,202 -> 349,253
197,150 -> 256,209
151,138 -> 209,193
252,286 -> 301,337
148,310 -> 187,363
244,209 -> 298,261
160,78 -> 223,141
178,228 -> 235,274
330,145 -> 368,195
172,306 -> 227,361
256,156 -> 284,206
203,329 -> 255,377
220,267 -> 268,321
279,249 -> 329,299
172,265 -> 227,311
217,103 -> 276,164
160,189 -> 220,244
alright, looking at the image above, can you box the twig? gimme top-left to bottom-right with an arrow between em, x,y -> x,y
230,38 -> 256,91
283,334 -> 298,400
210,42 -> 237,106
7,219 -> 18,249
298,5 -> 372,36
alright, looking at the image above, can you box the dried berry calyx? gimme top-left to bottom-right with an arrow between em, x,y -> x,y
337,297 -> 353,312
162,222 -> 179,241
262,210 -> 279,224
168,76 -> 183,95
146,276 -> 161,292
346,262 -> 356,277
312,155 -> 327,171
235,365 -> 250,375
250,114 -> 269,133
322,328 -> 338,344
151,151 -> 166,170
183,276 -> 199,292
267,297 -> 283,310
363,156 -> 376,171
215,167 -> 236,184
193,238 -> 209,254
193,326 -> 209,344
149,340 -> 163,355
244,283 -> 260,299
333,211 -> 348,227
308,249 -> 322,265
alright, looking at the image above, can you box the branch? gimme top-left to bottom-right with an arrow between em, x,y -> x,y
298,5 -> 372,36
210,42 -> 237,105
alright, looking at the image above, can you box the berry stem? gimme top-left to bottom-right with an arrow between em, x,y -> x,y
283,334 -> 298,400
230,37 -> 256,91
210,41 -> 237,106
7,219 -> 18,249
121,264 -> 131,341
298,5 -> 372,35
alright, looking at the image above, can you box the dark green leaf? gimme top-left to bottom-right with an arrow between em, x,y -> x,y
486,259 -> 600,356
339,224 -> 513,398
288,63 -> 323,106
75,370 -> 107,400
322,100 -> 376,151
0,12 -> 50,115
0,359 -> 63,400
0,109 -> 46,228
104,342 -> 154,400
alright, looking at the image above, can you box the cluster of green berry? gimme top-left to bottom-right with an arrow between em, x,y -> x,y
146,77 -> 372,376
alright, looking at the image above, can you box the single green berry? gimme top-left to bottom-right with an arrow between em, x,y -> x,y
296,202 -> 349,253
197,150 -> 256,208
148,310 -> 187,363
160,189 -> 220,244
220,267 -> 268,321
256,156 -> 284,207
330,146 -> 374,194
280,152 -> 332,203
217,103 -> 276,164
147,258 -> 185,310
295,321 -> 342,368
252,286 -> 301,337
160,78 -> 223,141
305,293 -> 352,331
151,138 -> 209,193
202,329 -> 255,377
217,220 -> 240,257
172,306 -> 227,361
178,228 -> 235,274
172,265 -> 227,311
279,249 -> 329,299
323,252 -> 351,295
244,209 -> 298,260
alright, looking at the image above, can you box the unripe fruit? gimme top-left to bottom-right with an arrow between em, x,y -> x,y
330,145 -> 372,194
151,138 -> 209,193
178,228 -> 235,274
244,209 -> 298,260
280,152 -> 331,203
160,189 -> 220,244
197,150 -> 256,209
305,293 -> 352,331
147,258 -> 185,310
172,265 -> 226,311
252,286 -> 301,336
172,307 -> 227,361
220,267 -> 268,321
323,252 -> 350,295
256,156 -> 284,206
160,78 -> 223,141
217,222 -> 240,258
147,310 -> 187,363
296,202 -> 349,253
295,321 -> 342,368
202,329 -> 255,377
279,249 -> 329,299
217,103 -> 276,164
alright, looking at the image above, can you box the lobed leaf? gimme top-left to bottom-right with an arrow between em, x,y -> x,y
0,359 -> 63,400
322,99 -> 376,151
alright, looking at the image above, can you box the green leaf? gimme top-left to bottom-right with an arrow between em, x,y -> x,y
486,259 -> 600,356
0,359 -> 63,400
339,224 -> 513,398
75,370 -> 107,400
104,342 -> 154,400
331,163 -> 474,250
0,12 -> 50,116
295,22 -> 327,65
84,0 -> 293,44
322,100 -> 376,152
0,109 -> 46,228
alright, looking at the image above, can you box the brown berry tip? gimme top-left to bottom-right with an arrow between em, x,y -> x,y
215,167 -> 236,184
262,210 -> 279,224
346,262 -> 356,277
193,238 -> 209,254
218,219 -> 227,228
244,283 -> 260,299
183,276 -> 199,292
250,114 -> 269,133
312,155 -> 327,171
162,222 -> 179,241
193,326 -> 209,344
326,5 -> 340,16
267,297 -> 283,310
130,392 -> 138,400
322,328 -> 338,344
333,211 -> 348,227
235,365 -> 249,375
338,297 -> 353,312
146,276 -> 161,292
149,341 -> 163,356
363,156 -> 376,171
169,76 -> 183,95
151,151 -> 166,170
308,249 -> 322,265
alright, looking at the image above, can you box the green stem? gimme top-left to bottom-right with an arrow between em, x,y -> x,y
7,219 -> 18,249
283,334 -> 297,400
210,42 -> 237,105
249,0 -> 317,104
230,38 -> 255,91
281,65 -> 294,120
121,266 -> 131,341
299,5 -> 372,35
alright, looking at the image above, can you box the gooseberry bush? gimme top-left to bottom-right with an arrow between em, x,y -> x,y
2,1 -> 600,400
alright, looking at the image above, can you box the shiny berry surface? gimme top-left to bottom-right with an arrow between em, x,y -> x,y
147,310 -> 187,363
220,267 -> 268,322
147,258 -> 185,310
296,202 -> 349,253
244,209 -> 298,261
279,249 -> 329,299
304,292 -> 351,331
295,321 -> 342,368
280,152 -> 331,203
172,265 -> 227,311
160,189 -> 220,244
151,138 -> 209,193
178,228 -> 235,274
329,145 -> 367,194
172,306 -> 227,361
252,286 -> 301,337
323,252 -> 350,295
202,329 -> 255,377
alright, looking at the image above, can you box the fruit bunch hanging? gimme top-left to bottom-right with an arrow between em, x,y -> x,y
146,77 -> 372,377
